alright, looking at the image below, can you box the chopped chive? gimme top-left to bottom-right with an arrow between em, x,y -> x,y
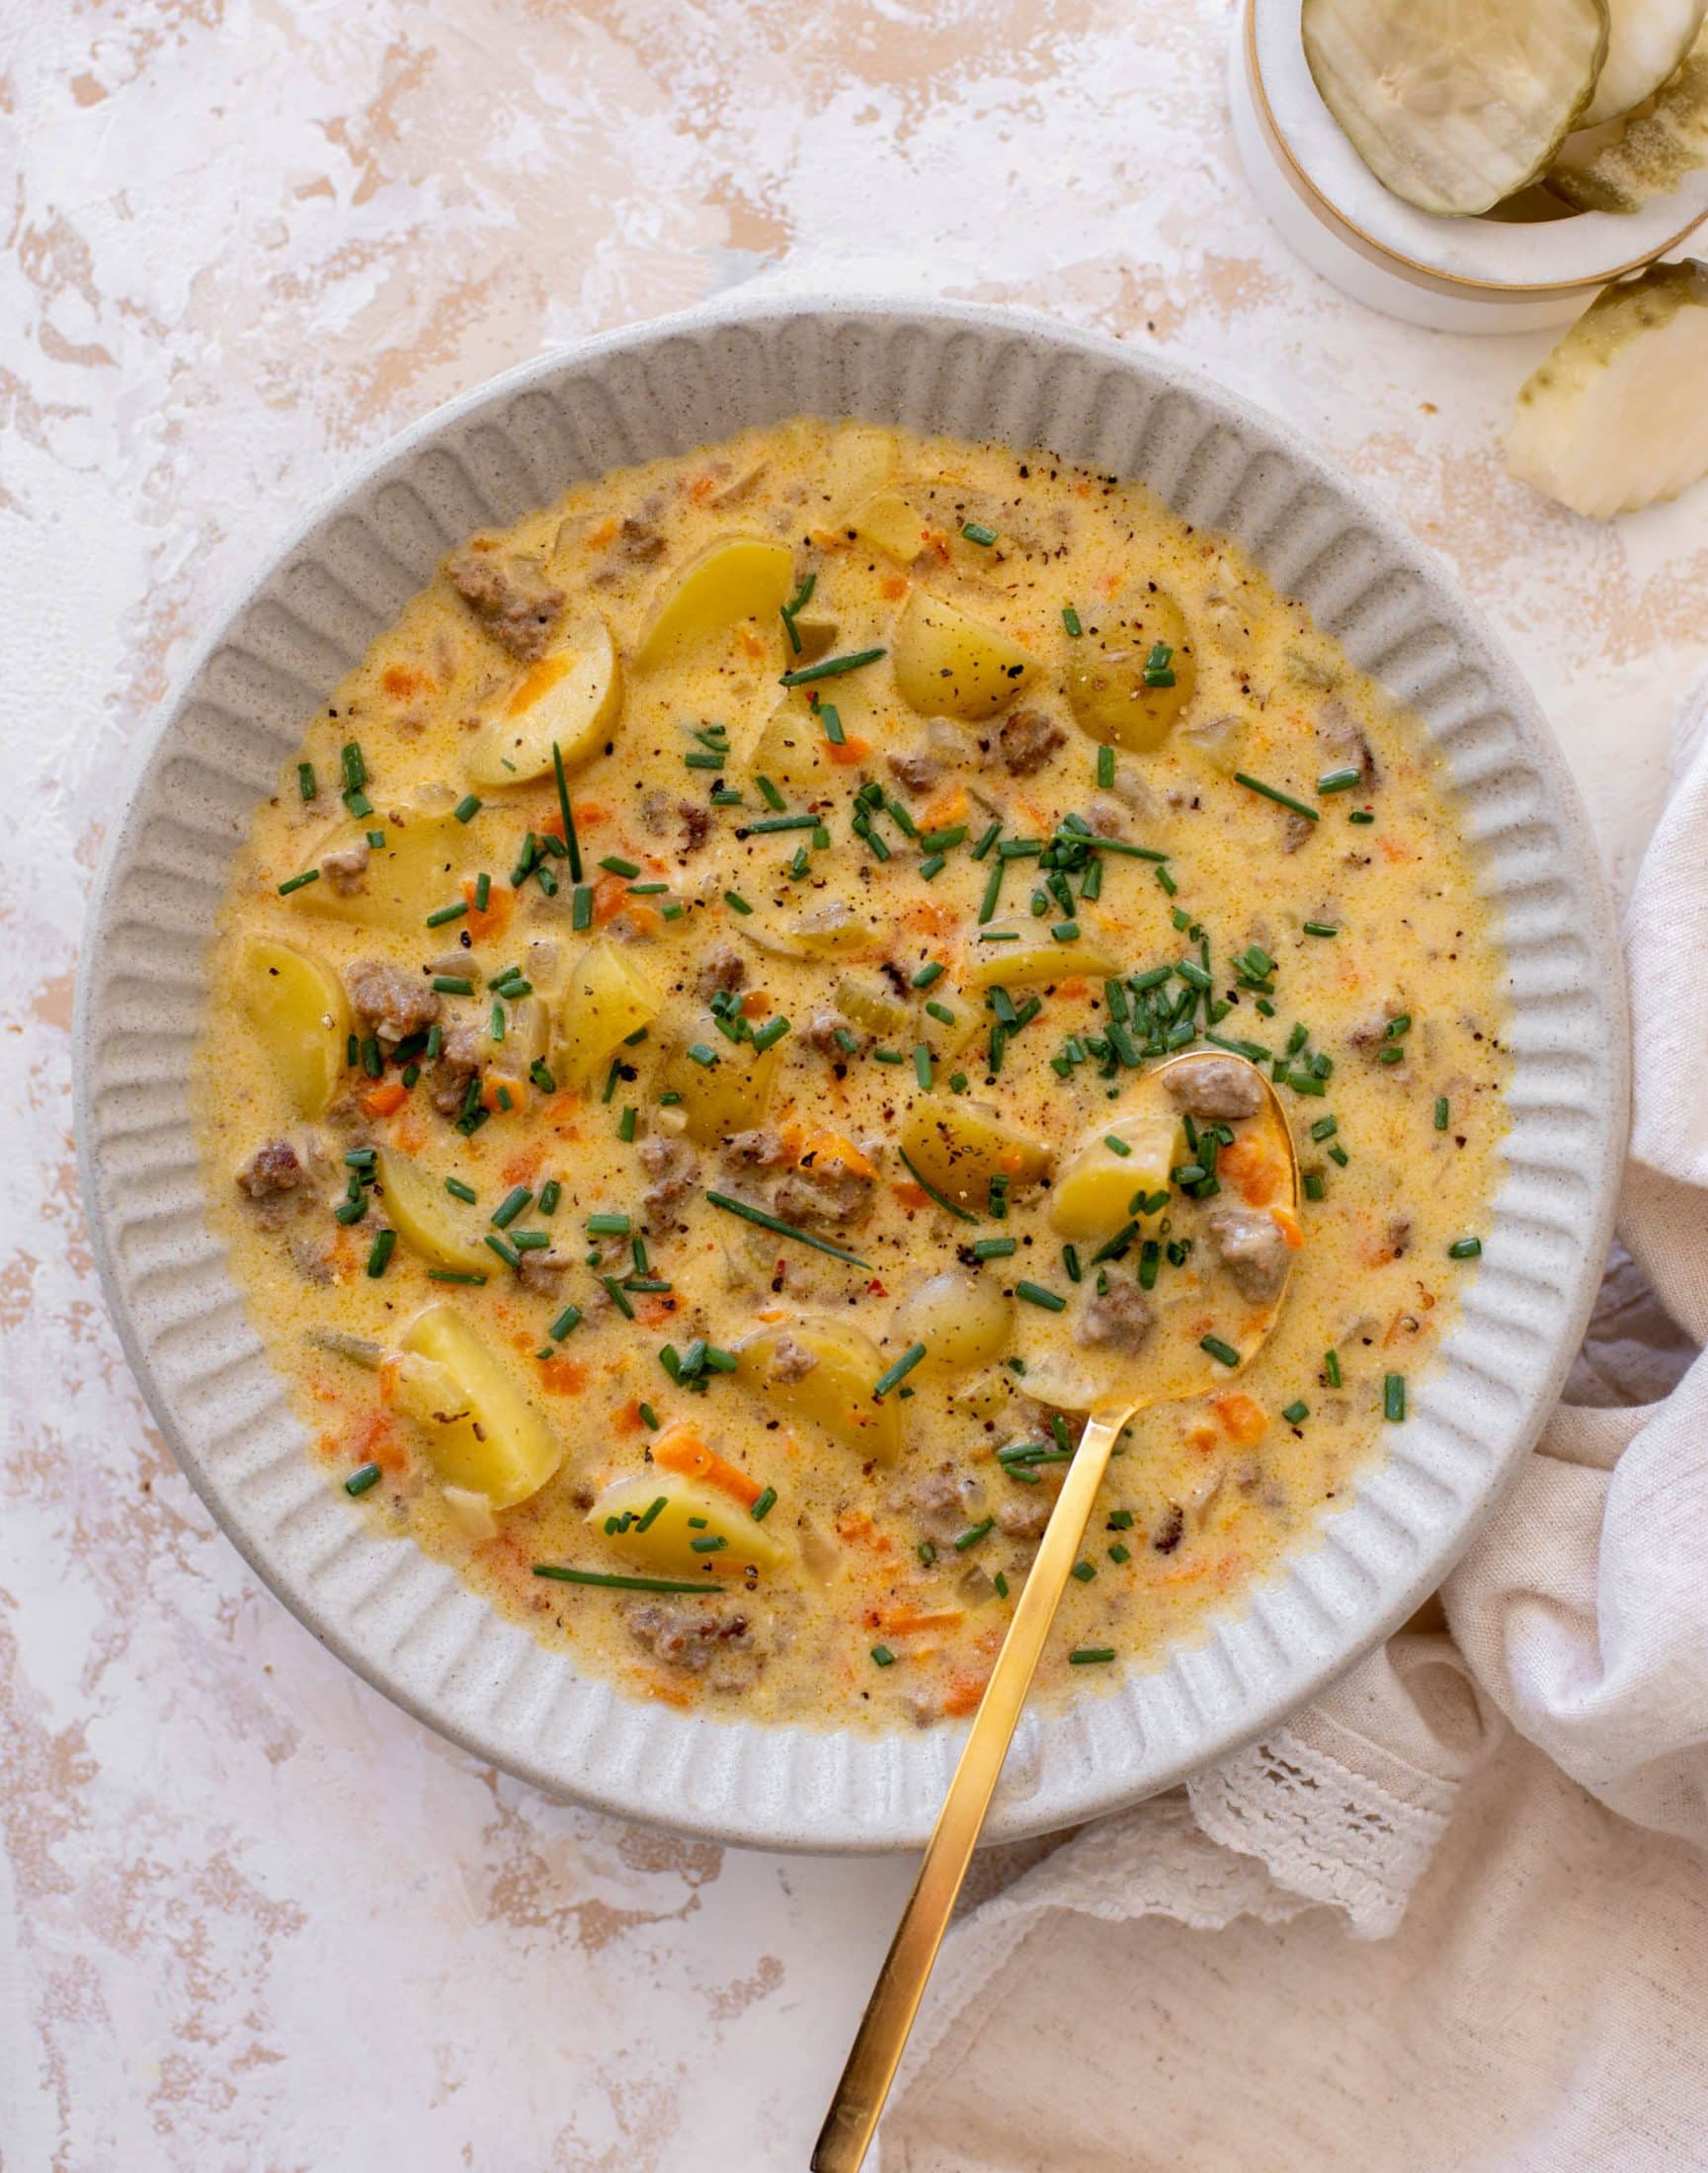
1434,1096 -> 1450,1130
277,868 -> 319,896
873,1343 -> 928,1398
1069,1648 -> 1115,1666
689,1534 -> 727,1554
686,1042 -> 718,1070
1199,1334 -> 1241,1367
536,1180 -> 560,1218
960,520 -> 998,546
925,1000 -> 954,1027
819,701 -> 847,747
1325,1348 -> 1342,1388
1070,1559 -> 1096,1583
1384,1373 -> 1406,1422
1282,1400 -> 1309,1425
599,855 -> 640,880
551,742 -> 582,880
484,1233 -> 521,1269
432,975 -> 473,996
1096,744 -> 1115,789
752,1016 -> 790,1055
913,1044 -> 933,1089
445,1176 -> 478,1209
490,1186 -> 532,1230
532,1566 -> 720,1595
870,1645 -> 897,1668
953,1517 -> 995,1552
1303,1171 -> 1326,1201
344,1462 -> 382,1497
1108,1543 -> 1132,1565
548,1305 -> 582,1340
751,1487 -> 777,1523
295,761 -> 317,801
1317,766 -> 1362,795
911,961 -> 945,990
529,1059 -> 557,1094
1303,921 -> 1340,938
778,646 -> 885,687
896,1147 -> 977,1223
1234,771 -> 1319,824
972,1237 -> 1017,1259
704,1190 -> 870,1267
1015,1281 -> 1066,1313
1061,604 -> 1084,637
1448,1236 -> 1483,1260
452,793 -> 482,824
366,1229 -> 395,1278
586,1211 -> 630,1237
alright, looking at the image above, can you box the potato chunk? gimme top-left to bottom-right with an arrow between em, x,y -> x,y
899,1097 -> 1052,1211
849,492 -> 930,564
740,1323 -> 903,1467
1066,590 -> 1197,752
657,1034 -> 779,1148
1049,1109 -> 1180,1241
462,617 -> 620,785
286,806 -> 475,935
963,940 -> 1118,994
241,936 -> 350,1117
635,537 -> 795,669
554,938 -> 663,1088
891,593 -> 1035,721
586,1472 -> 787,1577
374,1148 -> 492,1275
744,690 -> 839,793
892,1272 -> 1013,1372
394,1306 -> 562,1509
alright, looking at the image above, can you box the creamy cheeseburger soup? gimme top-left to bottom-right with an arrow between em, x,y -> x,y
194,418 -> 1507,1730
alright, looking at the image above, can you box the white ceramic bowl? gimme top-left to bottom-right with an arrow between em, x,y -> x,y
75,294 -> 1627,1851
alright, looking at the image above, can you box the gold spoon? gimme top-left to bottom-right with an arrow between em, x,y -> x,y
812,1051 -> 1300,2173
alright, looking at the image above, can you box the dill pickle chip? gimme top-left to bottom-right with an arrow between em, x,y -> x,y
1550,22 -> 1708,205
1302,0 -> 1609,215
1505,259 -> 1708,517
1582,0 -> 1706,125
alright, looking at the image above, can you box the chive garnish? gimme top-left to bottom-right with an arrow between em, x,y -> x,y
432,975 -> 473,996
972,1237 -> 1017,1259
365,1228 -> 395,1278
277,869 -> 319,896
751,1487 -> 777,1523
586,1211 -> 630,1237
484,1233 -> 521,1269
453,793 -> 482,823
428,1268 -> 487,1286
896,1148 -> 977,1223
1448,1236 -> 1482,1259
1384,1373 -> 1406,1422
1302,921 -> 1340,938
870,1645 -> 897,1667
548,1305 -> 582,1340
953,1517 -> 994,1552
1317,766 -> 1361,795
1282,1400 -> 1309,1425
1070,1559 -> 1096,1583
1069,1648 -> 1116,1666
961,520 -> 998,546
1434,1096 -> 1450,1131
1234,772 -> 1319,823
704,1190 -> 870,1267
1015,1281 -> 1066,1313
1325,1348 -> 1342,1388
532,1566 -> 720,1595
778,646 -> 885,687
1062,604 -> 1083,637
873,1343 -> 928,1398
344,1462 -> 382,1497
1199,1334 -> 1241,1367
491,1186 -> 532,1230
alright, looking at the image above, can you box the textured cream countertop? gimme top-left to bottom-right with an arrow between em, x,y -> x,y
4,0 -> 1704,2163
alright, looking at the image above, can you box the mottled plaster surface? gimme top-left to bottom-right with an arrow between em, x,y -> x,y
2,0 -> 1700,2163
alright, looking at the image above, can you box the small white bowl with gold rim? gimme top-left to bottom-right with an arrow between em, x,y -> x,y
1231,0 -> 1708,331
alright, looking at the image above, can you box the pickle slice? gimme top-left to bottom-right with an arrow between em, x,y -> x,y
1550,23 -> 1708,205
1583,0 -> 1707,125
1505,260 -> 1708,516
1302,0 -> 1609,215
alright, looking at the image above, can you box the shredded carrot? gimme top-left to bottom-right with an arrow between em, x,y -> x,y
387,1112 -> 429,1157
739,989 -> 772,1017
647,1676 -> 694,1710
500,1146 -> 544,1187
836,1507 -> 876,1545
900,899 -> 952,934
1219,1135 -> 1280,1206
941,1673 -> 990,1717
1210,1392 -> 1267,1448
626,902 -> 663,937
588,516 -> 618,547
1272,1204 -> 1304,1249
376,1357 -> 399,1405
506,652 -> 573,715
539,1357 -> 590,1396
652,1421 -> 764,1508
1378,835 -> 1414,864
480,1073 -> 526,1112
591,873 -> 628,925
879,572 -> 910,601
611,1398 -> 645,1436
892,1180 -> 930,1212
1187,1419 -> 1219,1454
637,1296 -> 679,1328
826,735 -> 871,766
736,622 -> 765,660
352,1408 -> 403,1474
919,783 -> 969,831
381,664 -> 426,700
689,469 -> 719,503
795,1125 -> 875,1179
882,1608 -> 965,1636
1054,976 -> 1089,1001
363,1078 -> 408,1119
461,879 -> 514,944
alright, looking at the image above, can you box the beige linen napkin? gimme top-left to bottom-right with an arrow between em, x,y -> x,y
882,681 -> 1708,2171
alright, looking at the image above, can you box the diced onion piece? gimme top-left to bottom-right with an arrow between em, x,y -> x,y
1505,260 -> 1708,517
1302,0 -> 1608,215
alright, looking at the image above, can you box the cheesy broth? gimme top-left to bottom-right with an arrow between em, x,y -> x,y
193,419 -> 1507,1730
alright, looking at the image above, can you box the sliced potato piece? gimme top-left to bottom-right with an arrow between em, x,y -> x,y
394,1306 -> 561,1510
554,939 -> 663,1088
785,617 -> 839,665
1049,1109 -> 1180,1241
891,592 -> 1035,722
1583,0 -> 1706,125
656,1034 -> 780,1147
241,936 -> 349,1117
824,424 -> 901,519
739,1322 -> 903,1467
1550,28 -> 1708,206
738,898 -> 886,962
1065,591 -> 1197,753
835,973 -> 909,1037
849,492 -> 931,564
586,1472 -> 787,1576
634,536 -> 795,670
963,940 -> 1119,993
462,617 -> 620,786
745,689 -> 839,793
1302,0 -> 1608,215
374,1148 -> 491,1275
1505,260 -> 1708,516
286,806 -> 476,935
891,1271 -> 1014,1371
899,1097 -> 1052,1210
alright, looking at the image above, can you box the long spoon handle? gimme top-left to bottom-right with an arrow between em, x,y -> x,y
811,1403 -> 1131,2173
